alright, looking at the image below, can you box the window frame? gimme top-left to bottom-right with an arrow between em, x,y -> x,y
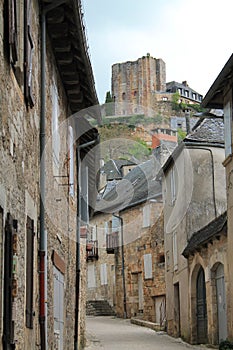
26,216 -> 34,329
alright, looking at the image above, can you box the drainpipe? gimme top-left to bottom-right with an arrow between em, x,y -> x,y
113,214 -> 127,319
74,139 -> 96,350
39,2 -> 67,349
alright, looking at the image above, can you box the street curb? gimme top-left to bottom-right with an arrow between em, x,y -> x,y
130,318 -> 166,332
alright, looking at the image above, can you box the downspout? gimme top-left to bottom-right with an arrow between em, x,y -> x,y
39,2 -> 67,349
75,139 -> 96,350
39,9 -> 46,350
113,214 -> 127,318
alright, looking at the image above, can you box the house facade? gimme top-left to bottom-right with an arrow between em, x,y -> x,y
159,118 -> 226,344
0,1 -> 99,349
202,53 -> 233,342
88,158 -> 165,326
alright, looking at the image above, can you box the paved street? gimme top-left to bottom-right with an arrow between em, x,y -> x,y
85,316 -> 208,350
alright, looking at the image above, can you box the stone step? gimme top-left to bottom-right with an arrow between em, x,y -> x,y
86,300 -> 116,316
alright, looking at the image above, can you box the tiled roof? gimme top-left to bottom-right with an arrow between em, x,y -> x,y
95,157 -> 162,213
182,211 -> 227,258
184,118 -> 224,144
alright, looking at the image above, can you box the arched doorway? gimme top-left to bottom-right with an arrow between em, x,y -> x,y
196,267 -> 208,344
216,263 -> 227,343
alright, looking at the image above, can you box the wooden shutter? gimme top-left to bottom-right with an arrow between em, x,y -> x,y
24,0 -> 34,108
26,216 -> 34,328
8,0 -> 18,64
3,213 -> 14,347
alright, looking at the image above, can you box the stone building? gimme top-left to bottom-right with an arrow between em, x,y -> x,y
0,1 -> 99,349
201,53 -> 233,342
88,158 -> 166,326
111,54 -> 203,122
111,53 -> 166,116
158,118 -> 227,344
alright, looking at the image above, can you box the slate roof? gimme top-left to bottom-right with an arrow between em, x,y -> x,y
184,117 -> 225,144
182,211 -> 227,258
157,117 -> 225,179
101,159 -> 137,181
95,157 -> 162,214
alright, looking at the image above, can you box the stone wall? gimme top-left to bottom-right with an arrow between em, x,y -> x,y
0,1 -> 86,348
115,202 -> 165,324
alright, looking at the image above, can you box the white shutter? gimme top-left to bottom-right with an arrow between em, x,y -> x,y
87,264 -> 96,288
144,254 -> 152,279
100,263 -> 108,285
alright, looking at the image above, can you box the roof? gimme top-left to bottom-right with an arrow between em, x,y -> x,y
166,81 -> 202,99
184,118 -> 225,144
95,157 -> 162,214
182,211 -> 227,258
42,0 -> 99,115
157,117 -> 225,178
202,54 -> 233,109
101,159 -> 136,181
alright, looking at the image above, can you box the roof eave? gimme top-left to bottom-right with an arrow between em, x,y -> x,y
202,54 -> 233,109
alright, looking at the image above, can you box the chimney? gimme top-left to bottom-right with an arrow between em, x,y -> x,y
182,81 -> 188,87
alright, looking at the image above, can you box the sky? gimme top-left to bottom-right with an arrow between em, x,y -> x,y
82,0 -> 233,104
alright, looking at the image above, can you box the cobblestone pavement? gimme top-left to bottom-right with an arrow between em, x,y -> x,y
85,316 -> 212,350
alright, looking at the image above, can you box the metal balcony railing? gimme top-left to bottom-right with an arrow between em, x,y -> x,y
106,232 -> 119,254
86,240 -> 98,261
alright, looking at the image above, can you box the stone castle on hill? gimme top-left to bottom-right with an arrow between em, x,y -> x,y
111,53 -> 203,123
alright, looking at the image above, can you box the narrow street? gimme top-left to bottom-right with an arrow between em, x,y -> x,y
85,316 -> 208,350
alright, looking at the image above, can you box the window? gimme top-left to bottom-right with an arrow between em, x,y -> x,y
224,99 -> 232,158
68,126 -> 74,197
142,204 -> 150,228
122,92 -> 126,100
178,88 -> 182,95
0,208 -> 3,336
100,263 -> 108,285
173,231 -> 178,271
52,82 -> 60,173
171,167 -> 176,205
8,0 -> 18,65
87,264 -> 96,289
53,266 -> 64,349
144,254 -> 152,279
26,216 -> 34,328
192,93 -> 196,100
24,0 -> 34,108
184,90 -> 189,97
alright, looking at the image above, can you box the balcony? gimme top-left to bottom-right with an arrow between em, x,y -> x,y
106,232 -> 119,254
86,240 -> 98,261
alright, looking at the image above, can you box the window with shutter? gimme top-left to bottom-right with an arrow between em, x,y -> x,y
8,0 -> 18,65
53,266 -> 64,349
24,0 -> 34,108
0,208 -> 3,338
3,213 -> 15,347
26,216 -> 34,328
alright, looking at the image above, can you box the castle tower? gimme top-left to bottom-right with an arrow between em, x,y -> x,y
111,54 -> 166,116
